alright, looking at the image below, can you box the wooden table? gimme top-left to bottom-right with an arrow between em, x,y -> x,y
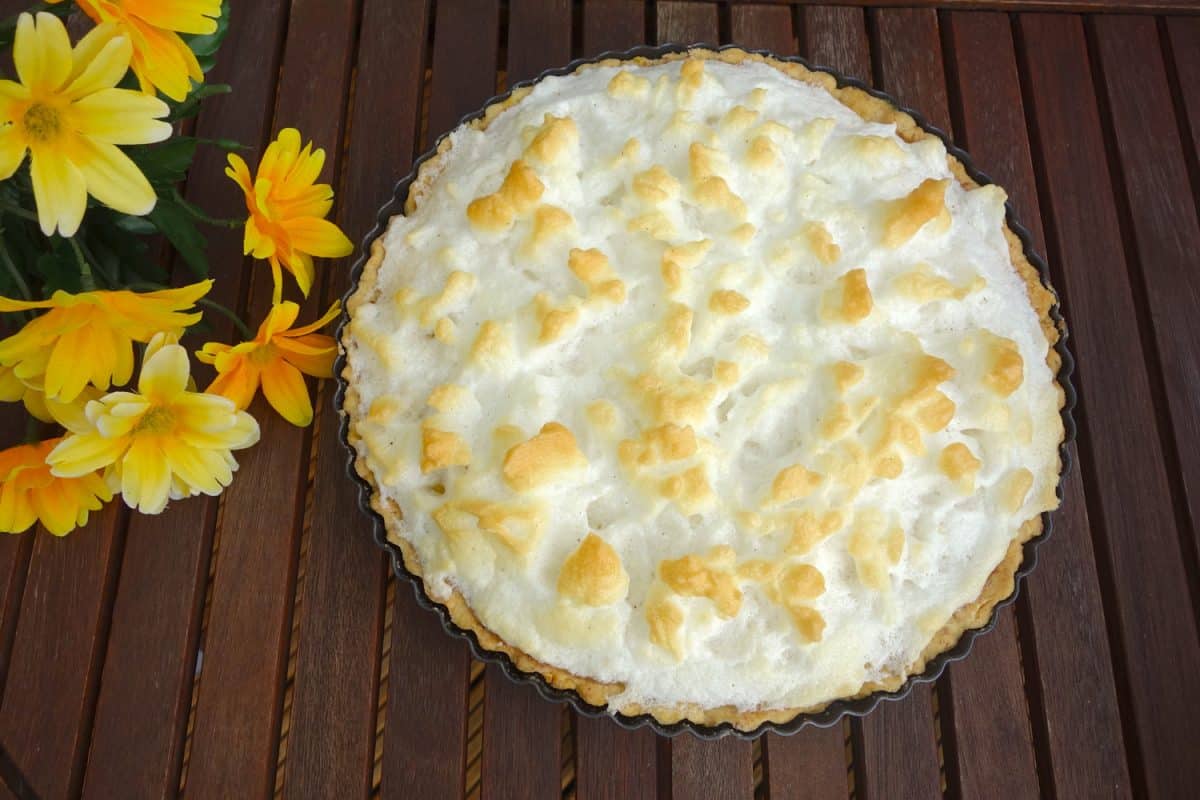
1,0 -> 1199,797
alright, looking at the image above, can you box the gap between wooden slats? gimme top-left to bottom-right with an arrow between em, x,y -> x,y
1016,14 -> 1200,798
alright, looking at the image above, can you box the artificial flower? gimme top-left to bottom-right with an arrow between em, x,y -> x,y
0,13 -> 172,236
50,0 -> 222,102
196,300 -> 339,426
48,333 -> 259,514
0,363 -> 51,421
227,128 -> 354,304
0,437 -> 112,535
0,280 -> 212,402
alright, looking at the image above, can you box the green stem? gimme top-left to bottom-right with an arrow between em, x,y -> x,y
0,237 -> 33,302
197,297 -> 253,339
173,190 -> 243,228
75,237 -> 118,288
68,237 -> 97,291
0,201 -> 39,224
24,414 -> 39,445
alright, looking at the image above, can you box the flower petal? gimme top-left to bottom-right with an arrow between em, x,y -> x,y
0,127 -> 28,181
122,0 -> 223,35
138,342 -> 190,399
282,216 -> 354,259
259,302 -> 300,340
63,33 -> 133,99
65,136 -> 157,217
260,360 -> 313,426
285,300 -> 341,337
14,13 -> 72,94
70,88 -> 170,144
120,437 -> 171,513
47,432 -> 128,477
29,145 -> 87,236
205,357 -> 260,410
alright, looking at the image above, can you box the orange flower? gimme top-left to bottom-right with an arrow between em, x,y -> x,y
196,300 -> 340,426
0,281 -> 211,402
57,0 -> 223,101
0,438 -> 111,535
226,129 -> 353,304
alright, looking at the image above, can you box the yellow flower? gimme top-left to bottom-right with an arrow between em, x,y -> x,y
47,334 -> 259,514
0,364 -> 100,426
0,280 -> 212,402
197,300 -> 340,427
227,129 -> 354,304
0,437 -> 112,535
0,13 -> 172,236
55,0 -> 222,102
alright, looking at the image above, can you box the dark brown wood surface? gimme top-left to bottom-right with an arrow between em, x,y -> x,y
1,3 -> 1199,799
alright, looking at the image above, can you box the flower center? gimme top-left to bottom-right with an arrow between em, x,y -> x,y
22,103 -> 61,143
135,405 -> 176,436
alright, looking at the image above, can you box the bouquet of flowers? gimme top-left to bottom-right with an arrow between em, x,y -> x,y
0,2 -> 353,535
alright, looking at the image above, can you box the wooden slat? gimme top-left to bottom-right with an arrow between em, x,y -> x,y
574,717 -> 656,800
1093,16 -> 1200,617
575,7 -> 662,795
851,688 -> 940,800
762,725 -> 848,800
0,511 -> 124,800
182,1 -> 362,796
657,1 -> 719,45
506,0 -> 572,86
730,11 -> 850,797
79,5 -> 292,798
801,6 -> 871,81
943,17 -> 1130,795
1019,14 -> 1200,798
871,10 -> 1042,798
730,4 -> 795,53
280,0 -> 433,797
426,0 -> 501,149
1167,18 -> 1200,165
480,667 -> 561,799
381,591 -> 470,799
670,737 -> 754,800
582,0 -> 644,55
0,533 -> 30,693
872,9 -> 951,132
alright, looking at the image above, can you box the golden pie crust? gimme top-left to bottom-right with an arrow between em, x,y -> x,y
341,48 -> 1066,731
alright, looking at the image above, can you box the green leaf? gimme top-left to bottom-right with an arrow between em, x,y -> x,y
127,138 -> 199,189
146,196 -> 208,278
183,2 -> 232,74
166,83 -> 232,123
33,239 -> 82,295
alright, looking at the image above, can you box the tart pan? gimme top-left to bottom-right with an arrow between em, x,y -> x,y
333,43 -> 1077,739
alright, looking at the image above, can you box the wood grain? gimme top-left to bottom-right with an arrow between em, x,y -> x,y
730,4 -> 795,53
671,736 -> 755,800
1019,14 -> 1200,797
801,6 -> 871,82
853,687 -> 940,800
280,0 -> 433,797
574,717 -> 657,800
1167,17 -> 1200,167
592,0 -> 1197,11
657,1 -> 720,44
381,589 -> 471,799
582,0 -> 645,54
507,0 -> 572,85
1092,15 -> 1200,621
182,0 -> 362,795
0,510 -> 124,800
481,666 -> 561,799
79,5 -> 293,798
